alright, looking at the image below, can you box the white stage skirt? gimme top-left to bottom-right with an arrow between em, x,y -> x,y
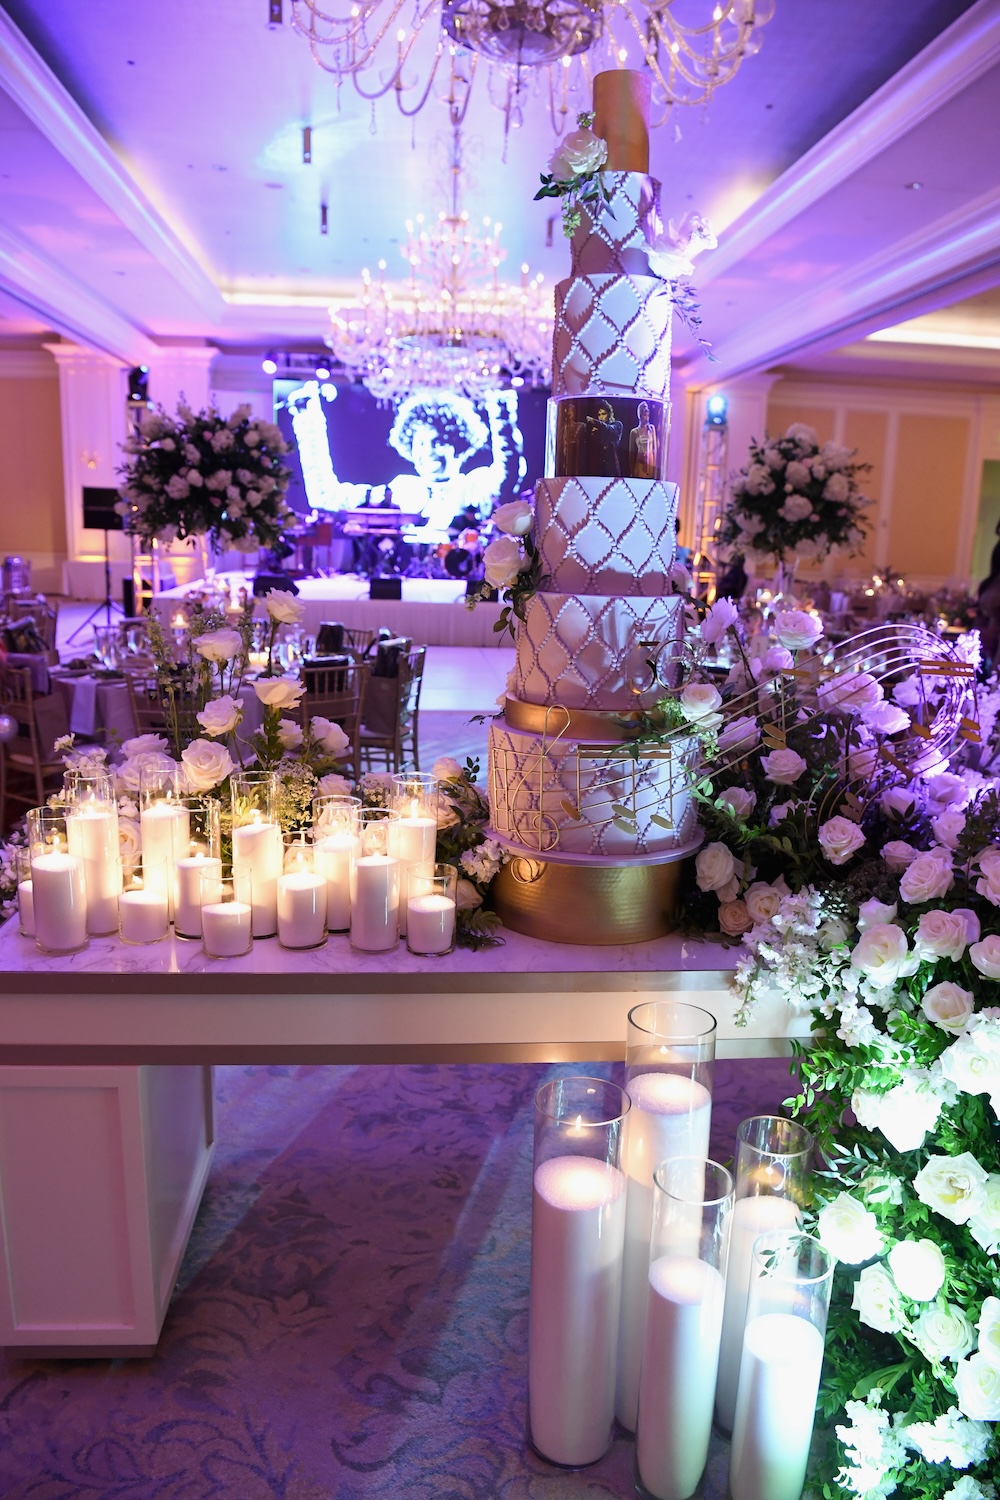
153,572 -> 505,648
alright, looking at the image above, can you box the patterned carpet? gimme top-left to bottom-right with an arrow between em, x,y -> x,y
0,1057 -> 797,1499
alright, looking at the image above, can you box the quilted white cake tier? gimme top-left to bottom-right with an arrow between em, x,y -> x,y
553,273 -> 672,398
569,172 -> 661,277
513,592 -> 684,710
535,476 -> 678,596
488,719 -> 699,858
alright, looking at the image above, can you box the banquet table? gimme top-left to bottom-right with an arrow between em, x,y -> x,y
0,918 -> 808,1357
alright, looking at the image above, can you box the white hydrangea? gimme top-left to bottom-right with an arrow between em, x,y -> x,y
904,1407 -> 991,1468
835,1395 -> 907,1500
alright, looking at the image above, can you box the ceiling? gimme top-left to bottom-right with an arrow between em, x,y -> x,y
0,0 -> 998,386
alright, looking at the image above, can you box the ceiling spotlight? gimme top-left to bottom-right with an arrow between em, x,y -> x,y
127,365 -> 149,403
320,203 -> 328,235
315,361 -> 331,380
905,181 -> 924,190
302,126 -> 312,164
706,392 -> 729,426
262,353 -> 279,375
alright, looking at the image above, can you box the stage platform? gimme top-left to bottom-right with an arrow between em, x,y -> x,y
154,571 -> 505,648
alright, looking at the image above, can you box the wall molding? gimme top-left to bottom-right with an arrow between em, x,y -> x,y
0,348 -> 57,378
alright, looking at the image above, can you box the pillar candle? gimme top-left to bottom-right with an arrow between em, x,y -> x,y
636,1255 -> 725,1500
140,803 -> 190,910
350,853 -> 399,951
30,851 -> 88,954
277,871 -> 327,949
17,878 -> 34,937
201,899 -> 252,957
118,886 -> 168,944
529,1155 -> 626,1467
406,892 -> 455,954
391,816 -> 436,935
715,1195 -> 800,1432
617,1072 -> 712,1431
175,853 -> 222,939
232,819 -> 281,938
67,805 -> 121,935
729,1313 -> 825,1500
314,830 -> 359,931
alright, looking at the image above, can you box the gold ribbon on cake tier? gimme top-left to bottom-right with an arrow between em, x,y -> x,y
503,696 -> 645,743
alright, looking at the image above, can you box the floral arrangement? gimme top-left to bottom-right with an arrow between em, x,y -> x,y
718,423 -> 871,569
117,401 -> 294,554
534,112 -> 610,236
468,499 -> 544,642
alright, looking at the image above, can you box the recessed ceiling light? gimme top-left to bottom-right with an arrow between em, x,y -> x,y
905,181 -> 923,190
212,164 -> 228,173
265,182 -> 284,190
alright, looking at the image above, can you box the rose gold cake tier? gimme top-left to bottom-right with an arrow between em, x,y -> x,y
534,476 -> 679,596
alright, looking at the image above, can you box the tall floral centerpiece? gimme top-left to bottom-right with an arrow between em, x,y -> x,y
117,401 -> 294,556
719,422 -> 870,579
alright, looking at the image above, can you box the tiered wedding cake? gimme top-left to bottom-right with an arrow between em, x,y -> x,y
488,72 -> 699,944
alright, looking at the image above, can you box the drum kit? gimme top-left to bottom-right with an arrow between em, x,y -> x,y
285,510 -> 489,583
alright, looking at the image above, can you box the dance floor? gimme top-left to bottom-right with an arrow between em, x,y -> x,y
154,572 -> 506,648
0,1057 -> 795,1498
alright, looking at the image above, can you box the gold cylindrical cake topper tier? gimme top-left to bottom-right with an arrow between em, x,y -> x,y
593,70 -> 650,174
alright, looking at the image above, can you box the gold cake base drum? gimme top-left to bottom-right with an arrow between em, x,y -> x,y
492,849 -> 694,946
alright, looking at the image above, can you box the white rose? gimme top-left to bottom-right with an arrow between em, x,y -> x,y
192,627 -> 244,663
921,981 -> 975,1033
818,671 -> 883,716
852,1076 -> 943,1152
858,898 -> 898,930
768,800 -> 799,827
548,125 -> 607,181
772,610 -> 822,652
196,695 -> 244,738
695,841 -> 737,893
816,1192 -> 883,1264
899,850 -> 953,904
718,715 -> 760,755
491,500 -> 532,536
887,1237 -> 946,1301
913,1152 -> 988,1225
263,588 -> 304,625
881,785 -> 917,819
744,881 -> 784,924
882,840 -> 918,872
278,718 -> 304,751
718,899 -> 752,936
455,877 -> 484,911
700,596 -> 739,646
718,787 -> 756,822
679,682 -> 723,730
779,493 -> 813,522
761,747 -> 807,784
115,750 -> 178,795
954,908 -> 982,945
912,1303 -> 977,1363
976,853 -> 1000,906
977,1295 -> 1000,1366
970,935 -> 1000,979
254,676 -> 306,711
823,472 -> 850,503
118,816 -> 142,865
120,734 -> 169,758
755,645 -> 794,677
850,923 -> 917,986
863,702 -> 910,736
852,1264 -> 905,1333
316,773 -> 353,798
969,1174 -> 1000,1256
913,909 -> 970,963
432,756 -> 464,781
931,809 -> 967,849
482,534 -> 524,589
818,816 -> 865,866
954,1354 -> 1000,1421
926,772 -> 970,808
180,738 -> 236,792
940,1029 -> 1000,1103
310,716 -> 350,757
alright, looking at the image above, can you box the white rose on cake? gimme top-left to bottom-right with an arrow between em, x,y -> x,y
482,535 -> 524,589
548,125 -> 607,181
491,500 -> 533,536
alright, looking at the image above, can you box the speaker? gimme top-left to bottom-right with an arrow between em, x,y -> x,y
253,573 -> 299,597
122,577 -> 136,617
369,577 -> 402,601
82,486 -> 124,532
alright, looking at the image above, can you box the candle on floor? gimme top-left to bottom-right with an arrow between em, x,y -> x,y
314,829 -> 359,931
30,847 -> 88,955
714,1194 -> 800,1432
118,875 -> 169,944
616,1071 -> 712,1432
350,853 -> 399,952
636,1255 -> 726,1500
67,802 -> 121,935
529,1155 -> 627,1467
232,816 -> 281,938
174,851 -> 222,939
728,1313 -> 825,1500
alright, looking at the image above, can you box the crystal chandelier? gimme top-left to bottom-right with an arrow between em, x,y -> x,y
291,0 -> 775,134
327,132 -> 551,401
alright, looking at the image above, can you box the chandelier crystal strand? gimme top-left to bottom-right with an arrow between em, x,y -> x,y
292,0 -> 774,132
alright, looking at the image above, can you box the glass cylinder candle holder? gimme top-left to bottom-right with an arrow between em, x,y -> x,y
139,765 -> 189,914
635,1158 -> 734,1500
390,773 -> 439,937
201,863 -> 253,959
277,833 -> 327,950
15,847 -> 34,938
729,1232 -> 833,1500
406,862 -> 457,956
350,808 -> 401,953
65,769 -> 121,936
312,795 -> 361,932
617,1000 -> 717,1432
529,1077 -> 630,1469
715,1115 -> 814,1433
230,771 -> 281,938
118,858 -> 169,945
173,797 -> 222,940
26,806 -> 88,956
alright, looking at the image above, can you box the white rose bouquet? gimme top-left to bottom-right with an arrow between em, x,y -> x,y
534,111 -> 610,236
117,400 -> 294,554
719,423 -> 871,568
